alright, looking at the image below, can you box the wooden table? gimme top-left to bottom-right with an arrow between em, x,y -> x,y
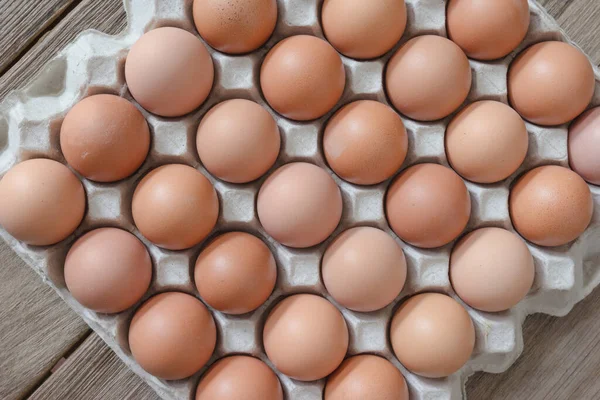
1,1 -> 599,399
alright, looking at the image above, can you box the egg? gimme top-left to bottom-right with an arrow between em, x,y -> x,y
194,232 -> 277,314
447,0 -> 530,60
386,163 -> 471,248
321,0 -> 407,59
196,99 -> 280,183
0,159 -> 85,246
445,100 -> 528,183
125,27 -> 214,117
386,35 -> 472,121
263,294 -> 348,381
60,94 -> 150,182
390,292 -> 475,378
322,226 -> 407,312
508,41 -> 594,126
260,35 -> 346,121
510,165 -> 593,247
196,356 -> 283,400
323,100 -> 408,185
193,0 -> 277,54
325,355 -> 409,400
450,227 -> 535,312
132,164 -> 219,250
64,228 -> 152,314
569,107 -> 600,185
257,162 -> 342,248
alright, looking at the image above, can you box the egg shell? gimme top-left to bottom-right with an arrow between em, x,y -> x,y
447,0 -> 530,60
450,227 -> 535,312
569,106 -> 600,185
390,292 -> 475,378
194,231 -> 277,314
195,356 -> 283,400
508,41 -> 595,126
64,227 -> 152,314
321,0 -> 407,60
0,158 -> 85,246
322,226 -> 407,312
125,27 -> 214,117
323,100 -> 408,185
263,294 -> 349,381
510,165 -> 593,247
128,292 -> 216,380
193,0 -> 277,54
260,35 -> 346,121
60,94 -> 150,182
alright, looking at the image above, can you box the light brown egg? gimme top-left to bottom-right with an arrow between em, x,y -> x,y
386,35 -> 472,121
64,228 -> 152,314
0,159 -> 85,246
445,100 -> 528,183
263,294 -> 348,381
125,27 -> 214,117
447,0 -> 530,60
386,163 -> 471,248
196,99 -> 280,183
193,0 -> 277,54
196,356 -> 283,400
60,94 -> 150,182
325,355 -> 409,400
132,164 -> 219,250
321,0 -> 407,59
129,292 -> 216,380
194,232 -> 277,314
450,227 -> 535,312
257,162 -> 342,248
260,35 -> 346,121
323,100 -> 408,185
569,107 -> 600,185
508,41 -> 594,126
322,227 -> 407,312
390,292 -> 475,378
510,165 -> 593,247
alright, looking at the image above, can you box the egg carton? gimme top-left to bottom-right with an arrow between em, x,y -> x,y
1,0 -> 600,399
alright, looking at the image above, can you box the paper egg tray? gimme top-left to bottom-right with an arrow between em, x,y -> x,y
1,0 -> 600,399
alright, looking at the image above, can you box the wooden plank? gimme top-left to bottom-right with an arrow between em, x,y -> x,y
29,334 -> 160,400
0,0 -> 76,73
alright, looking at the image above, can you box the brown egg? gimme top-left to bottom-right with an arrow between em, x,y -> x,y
390,292 -> 475,378
263,294 -> 348,381
445,100 -> 528,183
125,27 -> 214,117
325,355 -> 409,400
129,292 -> 216,380
194,232 -> 277,314
508,41 -> 594,126
447,0 -> 530,60
450,227 -> 535,312
510,165 -> 593,247
323,100 -> 408,185
569,107 -> 600,185
260,35 -> 346,121
386,35 -> 472,121
322,227 -> 407,312
196,356 -> 283,400
65,228 -> 152,314
386,163 -> 471,248
0,159 -> 85,246
60,94 -> 150,182
193,0 -> 277,54
196,99 -> 280,183
321,0 -> 407,59
132,164 -> 219,250
257,162 -> 342,248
